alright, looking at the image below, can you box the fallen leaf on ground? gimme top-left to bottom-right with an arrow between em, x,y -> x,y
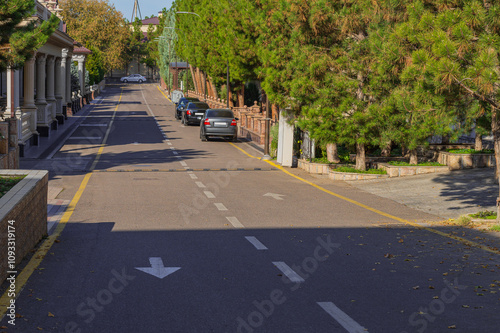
448,325 -> 456,329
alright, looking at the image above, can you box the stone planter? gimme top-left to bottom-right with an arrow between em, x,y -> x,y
0,170 -> 48,284
328,171 -> 389,181
437,151 -> 495,170
297,159 -> 330,174
377,163 -> 450,178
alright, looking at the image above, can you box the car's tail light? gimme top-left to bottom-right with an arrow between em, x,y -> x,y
204,119 -> 211,125
187,110 -> 192,115
230,119 -> 237,126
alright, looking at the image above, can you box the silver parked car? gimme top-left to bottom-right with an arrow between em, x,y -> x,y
200,109 -> 238,142
120,74 -> 147,83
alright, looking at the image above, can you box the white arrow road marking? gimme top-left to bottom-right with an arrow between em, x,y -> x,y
317,302 -> 368,333
272,262 -> 304,283
245,236 -> 268,250
135,257 -> 181,279
263,193 -> 285,200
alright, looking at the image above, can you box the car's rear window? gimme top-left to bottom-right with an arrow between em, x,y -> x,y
206,110 -> 234,118
188,102 -> 210,109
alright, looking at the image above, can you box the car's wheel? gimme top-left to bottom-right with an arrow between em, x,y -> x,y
138,79 -> 143,83
175,112 -> 179,120
123,79 -> 128,83
232,135 -> 238,142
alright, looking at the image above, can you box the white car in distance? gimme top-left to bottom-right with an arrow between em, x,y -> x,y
120,74 -> 147,83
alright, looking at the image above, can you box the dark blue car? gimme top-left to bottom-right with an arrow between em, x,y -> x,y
175,97 -> 199,120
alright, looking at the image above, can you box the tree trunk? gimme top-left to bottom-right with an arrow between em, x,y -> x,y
356,143 -> 366,171
237,84 -> 245,107
326,143 -> 341,163
475,132 -> 483,151
492,110 -> 500,221
409,149 -> 418,165
381,140 -> 392,157
228,89 -> 234,107
441,135 -> 450,145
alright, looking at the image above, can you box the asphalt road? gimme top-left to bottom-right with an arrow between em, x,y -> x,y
1,83 -> 500,333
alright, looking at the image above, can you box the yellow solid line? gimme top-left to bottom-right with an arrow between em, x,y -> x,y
228,142 -> 500,255
157,85 -> 173,103
0,90 -> 123,321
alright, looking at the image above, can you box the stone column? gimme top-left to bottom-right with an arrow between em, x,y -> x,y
55,56 -> 64,124
75,55 -> 86,98
65,52 -> 72,116
60,49 -> 68,119
22,56 -> 38,149
35,53 -> 50,137
46,55 -> 57,130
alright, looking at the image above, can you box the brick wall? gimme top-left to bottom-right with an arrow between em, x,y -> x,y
0,170 -> 48,284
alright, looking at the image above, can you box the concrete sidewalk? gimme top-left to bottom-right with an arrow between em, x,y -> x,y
242,141 -> 497,220
341,167 -> 497,220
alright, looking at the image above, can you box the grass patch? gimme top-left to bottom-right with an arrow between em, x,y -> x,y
0,176 -> 25,198
455,215 -> 473,226
447,148 -> 494,154
490,225 -> 500,232
333,166 -> 387,175
469,211 -> 497,220
387,161 -> 445,167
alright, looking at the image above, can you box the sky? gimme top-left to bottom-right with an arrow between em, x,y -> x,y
109,0 -> 175,22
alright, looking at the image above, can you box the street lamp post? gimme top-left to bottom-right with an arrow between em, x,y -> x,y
226,60 -> 230,108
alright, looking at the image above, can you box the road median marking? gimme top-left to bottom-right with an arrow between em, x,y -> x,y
0,90 -> 123,321
318,302 -> 368,333
228,142 -> 500,256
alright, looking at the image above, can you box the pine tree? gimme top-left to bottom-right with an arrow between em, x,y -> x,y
0,0 -> 59,71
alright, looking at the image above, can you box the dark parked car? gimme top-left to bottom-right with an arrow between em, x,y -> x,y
182,101 -> 210,125
200,109 -> 238,142
175,97 -> 199,120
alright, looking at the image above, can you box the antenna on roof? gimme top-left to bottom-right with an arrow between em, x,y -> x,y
131,0 -> 142,22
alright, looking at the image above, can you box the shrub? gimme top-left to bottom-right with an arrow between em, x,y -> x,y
333,166 -> 387,175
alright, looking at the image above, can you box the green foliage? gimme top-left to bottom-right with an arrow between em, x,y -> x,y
447,148 -> 494,154
333,167 -> 387,175
456,215 -> 473,226
86,46 -> 105,85
469,211 -> 497,219
490,225 -> 500,232
270,123 -> 279,158
0,0 -> 60,70
0,176 -> 24,198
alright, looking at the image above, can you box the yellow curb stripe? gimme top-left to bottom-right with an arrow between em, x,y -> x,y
157,85 -> 173,103
0,90 -> 123,321
228,142 -> 500,255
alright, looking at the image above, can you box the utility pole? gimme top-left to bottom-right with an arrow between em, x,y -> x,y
131,0 -> 142,22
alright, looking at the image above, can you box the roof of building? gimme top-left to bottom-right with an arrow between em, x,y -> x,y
141,17 -> 160,25
170,62 -> 189,69
73,42 -> 92,55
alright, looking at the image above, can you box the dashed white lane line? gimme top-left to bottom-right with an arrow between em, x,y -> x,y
195,182 -> 206,188
169,147 -> 176,150
189,174 -> 198,180
167,142 -> 172,145
317,302 -> 369,333
173,151 -> 179,155
204,191 -> 215,198
226,216 -> 244,228
214,203 -> 227,211
272,262 -> 305,283
244,236 -> 268,250
176,156 -> 182,159
180,161 -> 187,167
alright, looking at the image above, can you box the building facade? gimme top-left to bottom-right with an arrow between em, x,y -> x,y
0,1 -> 91,158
